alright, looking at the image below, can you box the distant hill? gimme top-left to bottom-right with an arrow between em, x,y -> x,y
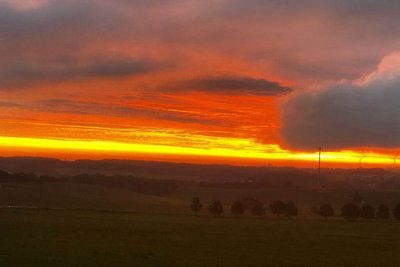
0,156 -> 314,185
0,157 -> 398,189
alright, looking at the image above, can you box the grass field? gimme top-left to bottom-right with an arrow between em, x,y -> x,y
1,182 -> 400,267
1,209 -> 400,267
2,182 -> 400,214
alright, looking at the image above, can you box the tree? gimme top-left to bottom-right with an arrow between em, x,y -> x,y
231,200 -> 244,215
352,191 -> 362,203
209,200 -> 223,216
251,202 -> 266,216
319,204 -> 334,219
393,203 -> 400,221
341,203 -> 360,220
285,201 -> 298,217
376,204 -> 390,220
360,204 -> 375,219
270,201 -> 286,216
190,197 -> 202,214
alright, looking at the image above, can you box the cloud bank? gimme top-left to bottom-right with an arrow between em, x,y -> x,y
168,76 -> 291,96
281,52 -> 400,150
2,0 -> 400,90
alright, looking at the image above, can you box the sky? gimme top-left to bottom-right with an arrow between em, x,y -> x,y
1,0 -> 400,167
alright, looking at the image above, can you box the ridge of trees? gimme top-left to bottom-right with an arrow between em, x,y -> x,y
0,170 -> 178,196
190,198 -> 400,222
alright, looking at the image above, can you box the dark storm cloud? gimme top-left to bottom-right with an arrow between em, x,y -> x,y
0,0 -> 169,89
216,0 -> 400,83
227,0 -> 400,13
1,0 -> 400,89
0,0 -> 107,42
280,52 -> 400,150
0,0 -> 173,47
0,57 -> 160,88
168,76 -> 291,96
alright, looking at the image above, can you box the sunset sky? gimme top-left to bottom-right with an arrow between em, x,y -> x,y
1,0 -> 400,167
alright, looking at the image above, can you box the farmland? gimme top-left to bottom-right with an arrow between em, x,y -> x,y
0,181 -> 400,267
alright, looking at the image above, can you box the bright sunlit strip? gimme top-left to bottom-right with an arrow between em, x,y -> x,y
0,135 -> 396,165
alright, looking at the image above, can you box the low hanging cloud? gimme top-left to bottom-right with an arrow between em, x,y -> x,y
0,0 -> 48,11
2,0 -> 400,89
0,57 -> 160,88
281,51 -> 400,150
169,76 -> 291,96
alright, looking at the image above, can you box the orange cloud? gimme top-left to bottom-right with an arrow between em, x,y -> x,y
1,0 -> 400,167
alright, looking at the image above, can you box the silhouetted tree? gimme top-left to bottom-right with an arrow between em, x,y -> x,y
270,201 -> 286,216
352,191 -> 362,203
341,203 -> 360,220
376,204 -> 390,220
319,204 -> 334,219
209,200 -> 223,216
285,201 -> 298,217
251,203 -> 266,216
72,173 -> 177,196
393,203 -> 400,221
231,200 -> 244,215
190,197 -> 202,214
360,204 -> 375,219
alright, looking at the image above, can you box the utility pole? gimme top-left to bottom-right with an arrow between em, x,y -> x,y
318,147 -> 321,189
359,155 -> 366,169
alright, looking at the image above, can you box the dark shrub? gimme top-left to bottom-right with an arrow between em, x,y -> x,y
270,201 -> 286,216
190,197 -> 202,214
376,204 -> 390,220
393,203 -> 400,221
319,204 -> 334,219
209,201 -> 223,216
360,204 -> 375,219
341,203 -> 360,220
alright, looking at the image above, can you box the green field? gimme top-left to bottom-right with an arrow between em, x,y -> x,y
1,209 -> 400,267
1,182 -> 400,267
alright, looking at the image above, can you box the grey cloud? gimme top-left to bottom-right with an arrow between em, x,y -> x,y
0,0 -> 169,47
330,0 -> 400,14
0,0 -> 172,89
168,76 -> 291,96
227,0 -> 400,14
37,99 -> 224,125
79,57 -> 159,78
280,54 -> 400,150
212,0 -> 400,84
1,0 -> 400,88
0,57 -> 161,88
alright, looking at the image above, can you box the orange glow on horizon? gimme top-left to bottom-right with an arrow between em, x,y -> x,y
2,1 -> 400,171
0,135 -> 397,168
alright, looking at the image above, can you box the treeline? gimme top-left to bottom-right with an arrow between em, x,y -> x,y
190,197 -> 400,221
190,198 -> 298,217
0,170 -> 56,182
0,169 -> 178,197
336,203 -> 400,221
0,157 -> 317,186
71,174 -> 178,196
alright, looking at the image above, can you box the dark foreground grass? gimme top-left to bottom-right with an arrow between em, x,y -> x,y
1,209 -> 399,267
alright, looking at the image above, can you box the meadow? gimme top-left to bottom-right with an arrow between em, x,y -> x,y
1,209 -> 400,267
1,181 -> 400,267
